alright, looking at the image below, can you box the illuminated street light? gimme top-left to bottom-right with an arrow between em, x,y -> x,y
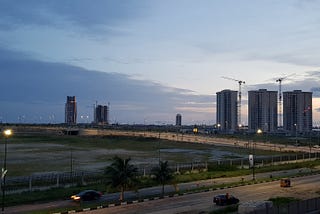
2,129 -> 12,213
217,124 -> 221,133
193,127 -> 198,134
294,123 -> 298,145
3,130 -> 11,137
250,129 -> 262,181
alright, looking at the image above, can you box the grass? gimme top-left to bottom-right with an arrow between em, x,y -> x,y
268,197 -> 300,206
210,204 -> 238,214
1,134 -> 290,176
4,184 -> 106,207
218,132 -> 320,148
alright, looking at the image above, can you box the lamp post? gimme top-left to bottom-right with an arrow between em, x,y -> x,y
2,129 -> 12,213
158,139 -> 161,164
252,129 -> 262,180
294,123 -> 297,145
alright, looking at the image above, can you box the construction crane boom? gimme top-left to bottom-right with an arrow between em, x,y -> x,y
221,76 -> 246,127
276,73 -> 295,129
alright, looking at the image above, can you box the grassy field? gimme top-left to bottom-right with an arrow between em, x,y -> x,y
0,134 -> 287,176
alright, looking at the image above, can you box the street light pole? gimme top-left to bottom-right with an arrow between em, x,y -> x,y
158,138 -> 162,165
294,123 -> 297,145
2,129 -> 12,213
253,129 -> 263,180
252,141 -> 255,181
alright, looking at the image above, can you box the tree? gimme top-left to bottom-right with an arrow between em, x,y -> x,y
104,156 -> 138,201
151,161 -> 174,197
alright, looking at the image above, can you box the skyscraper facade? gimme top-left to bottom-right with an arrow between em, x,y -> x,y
248,89 -> 278,133
216,89 -> 238,133
65,96 -> 77,125
176,114 -> 182,126
283,90 -> 312,133
94,104 -> 109,125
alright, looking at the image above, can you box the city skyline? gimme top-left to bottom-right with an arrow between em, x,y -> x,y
1,1 -> 320,124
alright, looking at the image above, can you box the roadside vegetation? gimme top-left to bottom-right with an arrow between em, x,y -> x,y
151,160 -> 174,197
4,158 -> 320,209
219,132 -> 320,147
268,197 -> 300,206
104,156 -> 138,201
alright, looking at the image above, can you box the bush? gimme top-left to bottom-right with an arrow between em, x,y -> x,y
208,164 -> 238,172
269,197 -> 299,206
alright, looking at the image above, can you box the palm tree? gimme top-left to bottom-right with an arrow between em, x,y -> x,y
151,161 -> 174,197
104,156 -> 138,201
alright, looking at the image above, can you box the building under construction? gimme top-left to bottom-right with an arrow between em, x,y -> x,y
65,96 -> 77,125
248,89 -> 278,133
283,90 -> 312,134
94,104 -> 109,125
216,89 -> 238,133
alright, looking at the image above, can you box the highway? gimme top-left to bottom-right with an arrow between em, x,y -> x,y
5,168 -> 316,214
82,174 -> 320,214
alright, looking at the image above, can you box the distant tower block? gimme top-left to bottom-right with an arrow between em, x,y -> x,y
65,96 -> 77,125
176,114 -> 182,126
283,90 -> 312,133
216,89 -> 238,133
94,104 -> 109,125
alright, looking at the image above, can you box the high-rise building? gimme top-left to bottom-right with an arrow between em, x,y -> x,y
216,89 -> 238,133
176,114 -> 182,126
283,90 -> 312,133
248,89 -> 278,133
65,96 -> 77,125
94,104 -> 109,125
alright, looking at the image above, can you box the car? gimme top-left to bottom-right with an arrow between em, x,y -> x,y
213,193 -> 239,206
71,190 -> 103,202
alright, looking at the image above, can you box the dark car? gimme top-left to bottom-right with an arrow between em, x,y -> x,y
213,194 -> 239,206
71,190 -> 103,202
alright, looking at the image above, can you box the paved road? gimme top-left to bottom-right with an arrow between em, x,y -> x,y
82,174 -> 320,214
5,168 -> 315,214
83,129 -> 320,154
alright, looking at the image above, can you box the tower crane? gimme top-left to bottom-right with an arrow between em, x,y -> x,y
221,76 -> 246,127
276,73 -> 295,129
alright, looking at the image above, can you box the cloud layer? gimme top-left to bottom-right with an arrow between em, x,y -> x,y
0,48 -> 214,124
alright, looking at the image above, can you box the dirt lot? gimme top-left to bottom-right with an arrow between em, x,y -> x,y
0,131 -> 286,176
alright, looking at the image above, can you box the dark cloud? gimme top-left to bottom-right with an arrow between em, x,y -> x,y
311,87 -> 320,92
246,77 -> 320,98
0,48 -> 212,124
307,71 -> 320,78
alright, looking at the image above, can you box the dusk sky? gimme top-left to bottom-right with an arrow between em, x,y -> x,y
1,0 -> 320,125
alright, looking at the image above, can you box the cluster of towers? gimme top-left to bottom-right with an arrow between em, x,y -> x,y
216,89 -> 312,134
64,89 -> 313,134
65,96 -> 109,125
